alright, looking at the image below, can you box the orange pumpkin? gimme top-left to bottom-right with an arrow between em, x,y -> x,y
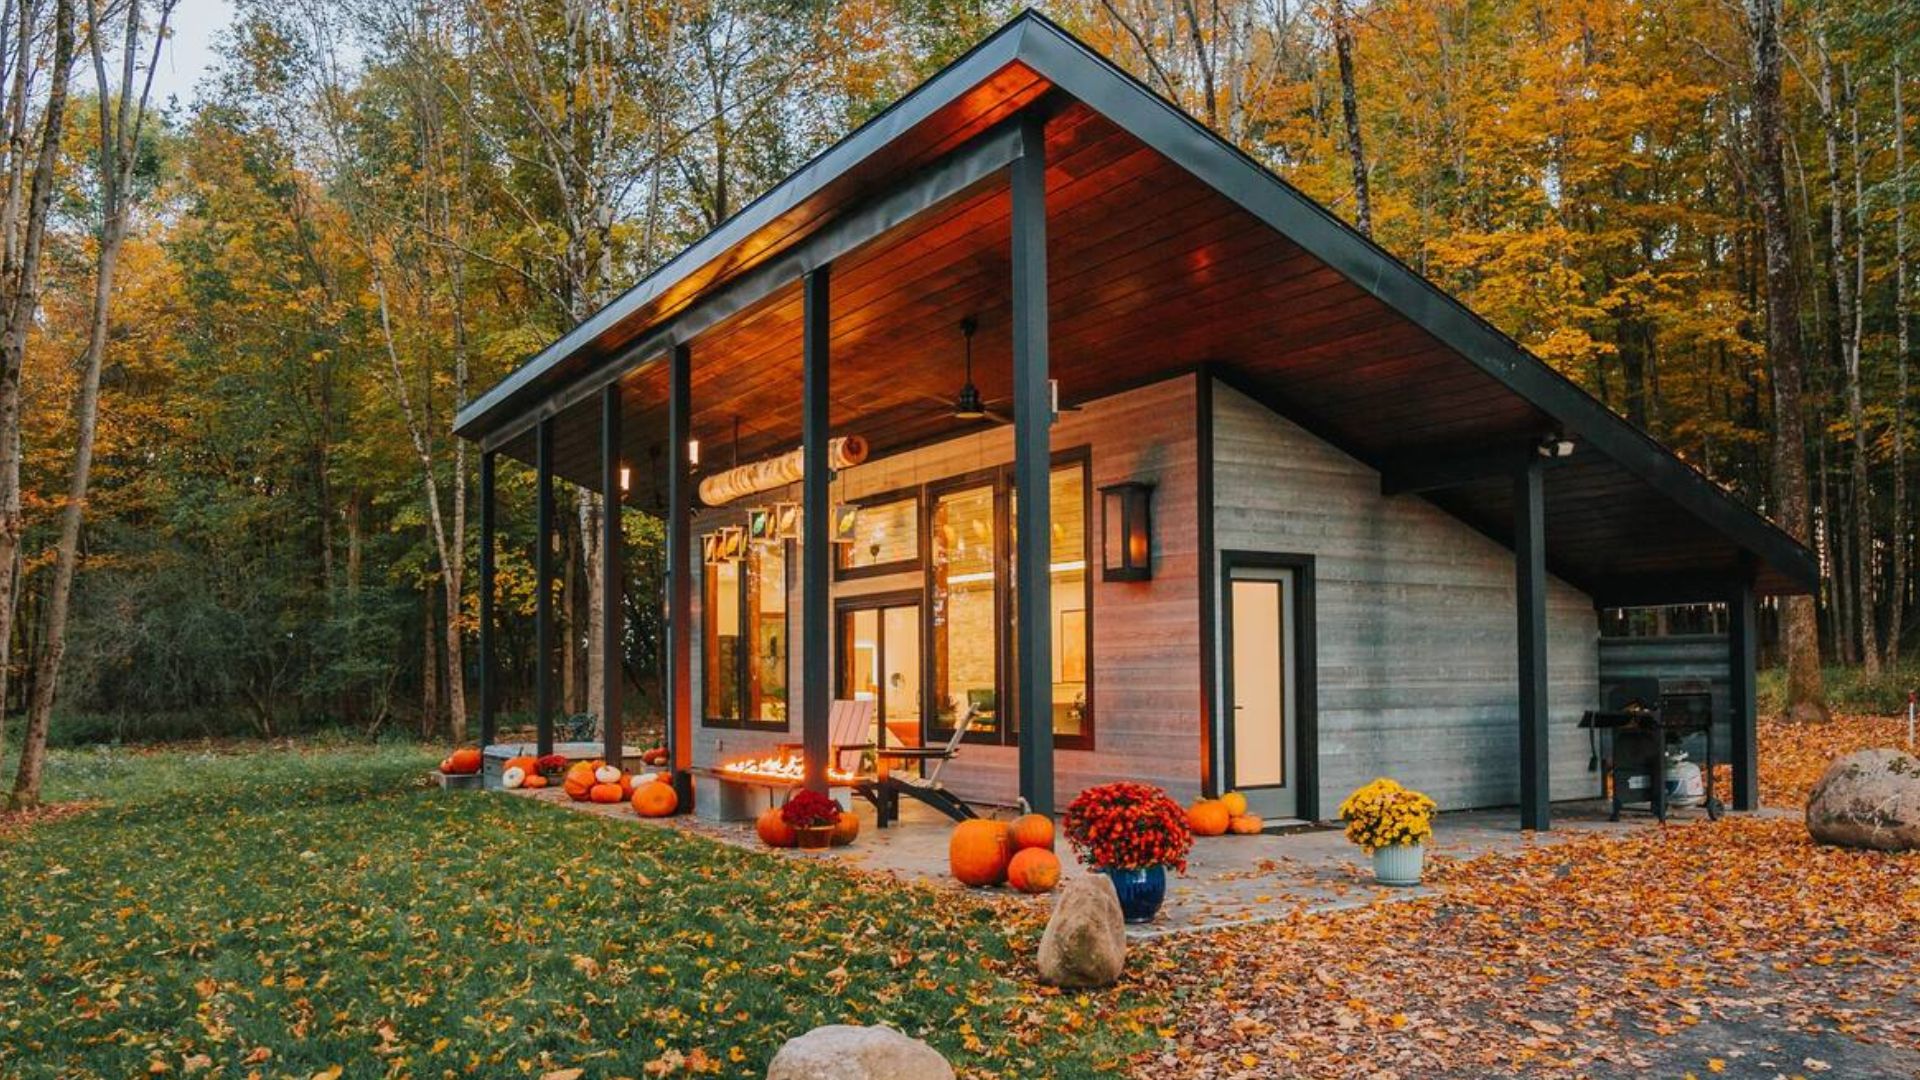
949,819 -> 1013,887
631,780 -> 679,818
437,757 -> 452,773
829,810 -> 861,847
446,748 -> 483,775
522,774 -> 549,789
1009,813 -> 1055,852
1221,791 -> 1249,817
1187,799 -> 1231,837
504,755 -> 540,776
564,761 -> 600,800
1007,847 -> 1062,894
757,806 -> 797,848
589,782 -> 625,804
1228,814 -> 1265,835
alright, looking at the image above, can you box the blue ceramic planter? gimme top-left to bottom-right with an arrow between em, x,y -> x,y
1103,866 -> 1168,923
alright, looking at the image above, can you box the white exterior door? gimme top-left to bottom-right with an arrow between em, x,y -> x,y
1227,567 -> 1297,819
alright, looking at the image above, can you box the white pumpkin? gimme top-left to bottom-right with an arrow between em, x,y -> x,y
501,766 -> 526,790
631,771 -> 660,787
594,764 -> 623,785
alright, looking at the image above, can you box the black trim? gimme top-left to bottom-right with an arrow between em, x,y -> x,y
1516,462 -> 1550,831
1728,575 -> 1759,812
535,418 -> 555,758
478,451 -> 497,749
600,384 -> 624,764
1219,550 -> 1319,821
801,267 -> 833,792
1194,371 -> 1216,798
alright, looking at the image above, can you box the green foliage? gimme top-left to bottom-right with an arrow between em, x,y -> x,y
0,746 -> 1154,1077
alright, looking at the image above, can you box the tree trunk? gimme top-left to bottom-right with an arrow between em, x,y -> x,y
1822,48 -> 1880,672
578,488 -> 605,725
12,0 -> 170,809
1892,58 -> 1912,667
1332,0 -> 1370,237
1748,0 -> 1826,719
0,0 -> 74,777
421,594 -> 440,741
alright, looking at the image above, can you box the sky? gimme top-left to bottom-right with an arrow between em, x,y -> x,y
152,0 -> 235,108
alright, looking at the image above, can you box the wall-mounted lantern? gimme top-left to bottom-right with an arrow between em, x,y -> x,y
1099,480 -> 1154,582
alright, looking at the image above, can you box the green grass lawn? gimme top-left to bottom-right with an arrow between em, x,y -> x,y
0,745 -> 1156,1078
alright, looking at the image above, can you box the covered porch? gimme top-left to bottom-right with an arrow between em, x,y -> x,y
454,13 -> 1816,828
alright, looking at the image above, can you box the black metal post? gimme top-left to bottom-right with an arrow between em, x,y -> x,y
667,343 -> 694,809
801,267 -> 832,794
1011,114 -> 1054,815
1728,578 -> 1759,811
1515,459 -> 1549,830
478,451 -> 497,752
601,385 -> 624,767
535,418 -> 556,757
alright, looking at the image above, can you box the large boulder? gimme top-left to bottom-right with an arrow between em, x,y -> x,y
1806,748 -> 1920,852
766,1024 -> 953,1080
1037,873 -> 1127,988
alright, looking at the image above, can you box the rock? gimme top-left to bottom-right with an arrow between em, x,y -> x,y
1037,873 -> 1127,988
1806,748 -> 1920,851
766,1024 -> 953,1080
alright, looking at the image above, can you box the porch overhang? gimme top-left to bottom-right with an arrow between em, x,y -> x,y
454,11 -> 1816,605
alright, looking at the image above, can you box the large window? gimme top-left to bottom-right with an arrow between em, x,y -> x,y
927,455 -> 1092,748
931,484 -> 999,735
704,540 -> 788,728
837,493 -> 919,576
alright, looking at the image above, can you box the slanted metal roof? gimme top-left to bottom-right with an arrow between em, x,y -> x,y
455,11 -> 1816,600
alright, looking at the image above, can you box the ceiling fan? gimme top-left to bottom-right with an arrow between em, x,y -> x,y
933,316 -> 1012,425
921,315 -> 1078,425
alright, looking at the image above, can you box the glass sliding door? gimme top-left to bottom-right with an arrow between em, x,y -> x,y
839,598 -> 923,751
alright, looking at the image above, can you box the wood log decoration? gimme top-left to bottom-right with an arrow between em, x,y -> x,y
697,435 -> 868,506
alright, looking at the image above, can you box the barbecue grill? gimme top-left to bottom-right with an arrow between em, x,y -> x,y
1579,677 -> 1724,822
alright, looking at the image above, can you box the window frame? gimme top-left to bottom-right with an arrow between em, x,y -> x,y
702,537 -> 792,732
833,487 -> 924,580
923,448 -> 1095,751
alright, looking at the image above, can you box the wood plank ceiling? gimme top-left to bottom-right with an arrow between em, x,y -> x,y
495,100 -> 1798,598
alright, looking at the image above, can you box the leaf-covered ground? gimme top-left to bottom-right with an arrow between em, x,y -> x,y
0,745 -> 1153,1079
1132,715 -> 1920,1079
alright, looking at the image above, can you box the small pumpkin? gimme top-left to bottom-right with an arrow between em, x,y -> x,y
501,766 -> 527,790
631,780 -> 679,817
756,806 -> 797,848
1228,813 -> 1265,835
446,747 -> 483,775
522,774 -> 549,789
1009,812 -> 1054,852
563,761 -> 600,801
503,755 -> 540,777
1187,799 -> 1231,837
1006,847 -> 1062,894
949,819 -> 1014,887
589,782 -> 625,804
829,809 -> 861,847
437,757 -> 452,774
595,763 -> 623,785
1221,791 -> 1249,817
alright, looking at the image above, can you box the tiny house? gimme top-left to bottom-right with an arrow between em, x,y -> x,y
454,13 -> 1815,827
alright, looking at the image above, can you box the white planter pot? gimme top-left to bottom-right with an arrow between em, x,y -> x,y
1371,841 -> 1426,886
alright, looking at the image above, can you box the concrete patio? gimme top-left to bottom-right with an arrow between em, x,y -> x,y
512,783 -> 1722,937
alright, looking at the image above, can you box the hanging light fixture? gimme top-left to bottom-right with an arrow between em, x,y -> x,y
951,316 -> 985,420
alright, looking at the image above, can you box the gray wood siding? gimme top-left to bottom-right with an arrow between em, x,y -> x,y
692,375 -> 1203,812
1211,382 -> 1600,813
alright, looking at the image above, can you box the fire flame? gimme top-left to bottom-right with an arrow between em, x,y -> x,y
718,751 -> 860,785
